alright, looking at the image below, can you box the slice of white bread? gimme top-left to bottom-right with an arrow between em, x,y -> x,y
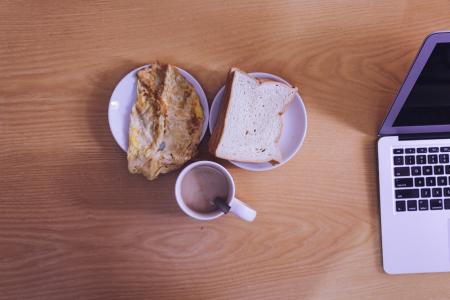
209,68 -> 297,163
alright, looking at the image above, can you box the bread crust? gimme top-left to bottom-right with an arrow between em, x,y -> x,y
208,68 -> 236,155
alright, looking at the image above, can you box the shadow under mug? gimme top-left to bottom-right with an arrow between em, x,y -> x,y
175,161 -> 257,222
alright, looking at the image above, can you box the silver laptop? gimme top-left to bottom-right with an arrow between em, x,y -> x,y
378,31 -> 450,274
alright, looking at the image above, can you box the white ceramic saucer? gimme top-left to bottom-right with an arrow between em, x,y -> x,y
209,72 -> 307,171
108,65 -> 209,152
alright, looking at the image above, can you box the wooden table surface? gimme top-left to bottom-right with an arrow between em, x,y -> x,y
2,0 -> 450,299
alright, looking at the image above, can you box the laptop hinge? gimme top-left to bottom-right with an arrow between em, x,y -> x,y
399,132 -> 450,141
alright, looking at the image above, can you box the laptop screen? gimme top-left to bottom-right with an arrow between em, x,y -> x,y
394,42 -> 450,127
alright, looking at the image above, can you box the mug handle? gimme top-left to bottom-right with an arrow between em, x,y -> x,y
229,198 -> 257,222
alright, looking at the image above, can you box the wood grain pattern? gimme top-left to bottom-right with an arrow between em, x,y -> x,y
2,0 -> 450,299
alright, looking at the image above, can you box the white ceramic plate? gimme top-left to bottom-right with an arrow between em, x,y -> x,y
108,65 -> 209,152
209,72 -> 307,171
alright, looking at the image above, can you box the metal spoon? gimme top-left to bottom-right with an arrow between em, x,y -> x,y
212,197 -> 230,214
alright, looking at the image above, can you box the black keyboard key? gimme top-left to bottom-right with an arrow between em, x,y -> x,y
405,148 -> 416,154
426,177 -> 436,186
430,199 -> 443,210
421,188 -> 431,198
433,188 -> 443,197
419,200 -> 429,210
429,147 -> 439,153
411,166 -> 421,176
441,147 -> 450,152
428,154 -> 438,164
439,154 -> 449,164
434,165 -> 444,175
405,155 -> 415,165
394,167 -> 410,177
393,148 -> 404,154
417,148 -> 427,153
423,166 -> 432,175
395,189 -> 419,199
444,188 -> 450,197
396,201 -> 406,212
438,176 -> 448,186
393,156 -> 404,165
445,199 -> 450,209
395,178 -> 413,188
446,165 -> 450,174
415,177 -> 425,187
416,155 -> 427,164
407,200 -> 417,211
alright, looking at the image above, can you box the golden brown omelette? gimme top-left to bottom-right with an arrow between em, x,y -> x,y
127,63 -> 204,180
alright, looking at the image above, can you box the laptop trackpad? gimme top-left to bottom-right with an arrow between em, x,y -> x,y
448,219 -> 450,263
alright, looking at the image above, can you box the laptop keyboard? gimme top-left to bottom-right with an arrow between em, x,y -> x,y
393,146 -> 450,212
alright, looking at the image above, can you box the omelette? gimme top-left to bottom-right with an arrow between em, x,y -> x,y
127,63 -> 204,180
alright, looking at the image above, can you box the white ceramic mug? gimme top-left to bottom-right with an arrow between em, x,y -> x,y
175,161 -> 257,222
